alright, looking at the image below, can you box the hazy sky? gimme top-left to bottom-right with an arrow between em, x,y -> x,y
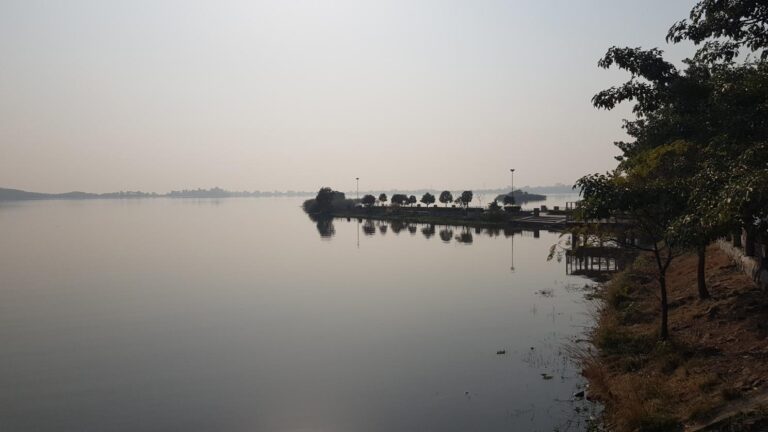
0,0 -> 696,193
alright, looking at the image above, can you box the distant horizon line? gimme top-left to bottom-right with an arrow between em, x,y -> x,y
0,182 -> 577,197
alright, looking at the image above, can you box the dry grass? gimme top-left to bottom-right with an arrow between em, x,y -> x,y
583,245 -> 768,431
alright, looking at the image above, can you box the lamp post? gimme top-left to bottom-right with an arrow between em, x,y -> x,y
509,168 -> 516,272
356,177 -> 359,200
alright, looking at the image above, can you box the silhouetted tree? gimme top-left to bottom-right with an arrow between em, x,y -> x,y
361,194 -> 376,207
456,191 -> 473,208
439,227 -> 453,242
391,194 -> 408,206
439,191 -> 453,207
408,195 -> 417,206
378,193 -> 388,206
315,187 -> 335,210
503,194 -> 516,206
420,192 -> 436,207
307,187 -> 346,214
667,0 -> 768,62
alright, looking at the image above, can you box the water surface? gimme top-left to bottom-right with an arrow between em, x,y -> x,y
0,197 -> 594,431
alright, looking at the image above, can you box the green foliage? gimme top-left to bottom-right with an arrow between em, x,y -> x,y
667,0 -> 768,62
378,193 -> 387,204
579,0 -> 768,336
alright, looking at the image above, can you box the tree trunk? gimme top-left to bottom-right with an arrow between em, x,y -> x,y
659,272 -> 669,341
733,229 -> 743,248
697,243 -> 710,300
653,245 -> 672,341
745,228 -> 756,257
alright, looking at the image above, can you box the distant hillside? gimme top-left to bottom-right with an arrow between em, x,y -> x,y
0,188 -> 69,200
494,190 -> 546,204
0,188 -> 153,201
0,187 -> 315,201
519,183 -> 576,194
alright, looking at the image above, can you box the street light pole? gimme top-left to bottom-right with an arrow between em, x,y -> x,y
510,168 -> 515,192
356,177 -> 359,200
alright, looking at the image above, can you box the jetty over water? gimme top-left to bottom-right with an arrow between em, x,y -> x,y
566,246 -> 633,277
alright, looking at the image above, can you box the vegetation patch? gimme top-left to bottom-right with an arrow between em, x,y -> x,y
583,246 -> 768,431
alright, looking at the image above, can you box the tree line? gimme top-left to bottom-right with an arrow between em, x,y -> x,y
360,190 -> 516,209
576,0 -> 768,340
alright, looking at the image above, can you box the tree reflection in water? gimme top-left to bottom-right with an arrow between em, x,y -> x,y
421,224 -> 435,239
390,220 -> 405,234
307,217 -> 528,255
306,213 -> 336,238
455,228 -> 473,244
438,227 -> 453,243
362,220 -> 376,236
315,217 -> 335,238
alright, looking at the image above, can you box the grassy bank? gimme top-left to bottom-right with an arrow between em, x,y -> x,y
583,246 -> 768,431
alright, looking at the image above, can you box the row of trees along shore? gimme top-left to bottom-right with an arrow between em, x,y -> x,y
576,0 -> 768,340
312,189 -> 516,210
304,188 -> 518,215
361,191 -> 510,208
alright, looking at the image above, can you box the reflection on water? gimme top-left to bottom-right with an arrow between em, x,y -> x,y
421,224 -> 435,238
315,217 -> 336,238
439,226 -> 453,242
0,198 -> 602,432
309,216 -> 589,280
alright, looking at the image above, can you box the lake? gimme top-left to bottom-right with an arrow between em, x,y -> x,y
0,196 -> 597,431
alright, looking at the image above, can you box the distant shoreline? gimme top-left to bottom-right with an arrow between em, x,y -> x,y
0,187 -> 315,201
0,186 -> 574,202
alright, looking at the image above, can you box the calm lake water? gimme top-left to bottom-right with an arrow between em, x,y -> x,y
0,196 -> 596,431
